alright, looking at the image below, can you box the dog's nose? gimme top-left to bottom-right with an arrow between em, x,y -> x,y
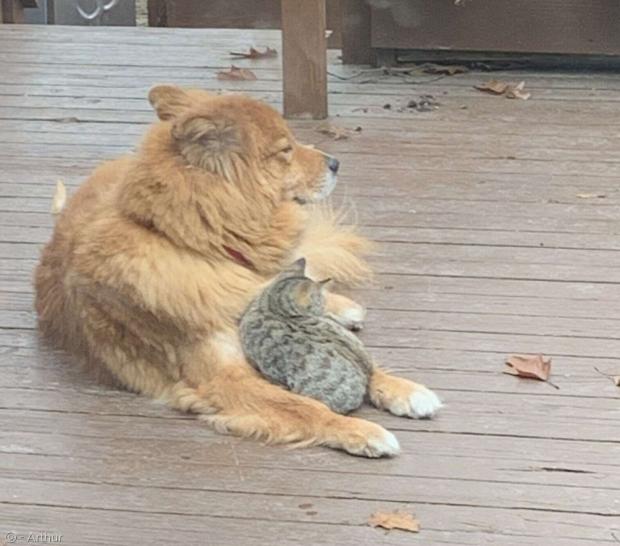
327,157 -> 340,174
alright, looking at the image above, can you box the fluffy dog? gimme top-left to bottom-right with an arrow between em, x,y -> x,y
34,85 -> 441,457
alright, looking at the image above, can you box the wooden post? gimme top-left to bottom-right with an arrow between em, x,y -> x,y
281,0 -> 327,119
1,0 -> 37,23
341,0 -> 374,65
1,0 -> 25,23
147,0 -> 167,26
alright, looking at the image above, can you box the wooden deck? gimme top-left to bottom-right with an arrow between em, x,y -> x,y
1,25 -> 619,545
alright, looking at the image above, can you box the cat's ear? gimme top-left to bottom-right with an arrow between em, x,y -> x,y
286,257 -> 306,276
293,279 -> 315,308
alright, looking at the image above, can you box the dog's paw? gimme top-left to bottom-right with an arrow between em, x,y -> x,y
331,302 -> 366,331
382,385 -> 443,419
366,428 -> 401,458
332,418 -> 400,458
406,387 -> 443,419
324,293 -> 366,331
370,372 -> 443,420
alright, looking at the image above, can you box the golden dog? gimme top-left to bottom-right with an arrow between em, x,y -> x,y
34,85 -> 441,457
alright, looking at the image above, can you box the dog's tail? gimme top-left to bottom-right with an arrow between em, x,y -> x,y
50,180 -> 67,215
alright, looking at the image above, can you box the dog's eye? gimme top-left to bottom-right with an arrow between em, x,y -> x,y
280,145 -> 293,154
198,135 -> 214,146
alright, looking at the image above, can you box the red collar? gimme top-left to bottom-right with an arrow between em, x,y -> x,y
223,245 -> 255,270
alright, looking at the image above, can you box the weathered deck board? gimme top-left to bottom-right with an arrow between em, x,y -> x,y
1,25 -> 619,546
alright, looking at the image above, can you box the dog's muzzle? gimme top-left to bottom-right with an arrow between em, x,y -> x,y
311,155 -> 339,202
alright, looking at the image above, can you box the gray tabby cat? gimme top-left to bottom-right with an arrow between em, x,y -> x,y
240,258 -> 373,414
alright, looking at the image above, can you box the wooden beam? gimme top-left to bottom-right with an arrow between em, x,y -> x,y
281,0 -> 327,119
341,0 -> 374,65
372,0 -> 620,57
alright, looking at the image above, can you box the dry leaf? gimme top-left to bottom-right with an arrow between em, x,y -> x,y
368,511 -> 420,533
476,80 -> 531,100
504,354 -> 552,382
505,81 -> 531,100
475,79 -> 510,95
51,180 -> 67,214
230,46 -> 277,60
316,122 -> 350,140
421,63 -> 468,75
217,65 -> 257,81
577,193 -> 606,199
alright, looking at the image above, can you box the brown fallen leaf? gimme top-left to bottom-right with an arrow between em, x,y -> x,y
476,80 -> 531,100
505,354 -> 554,383
216,65 -> 257,81
368,511 -> 420,533
315,122 -> 350,140
577,193 -> 607,199
505,81 -> 531,100
475,79 -> 509,95
230,46 -> 277,60
421,63 -> 469,75
51,180 -> 67,214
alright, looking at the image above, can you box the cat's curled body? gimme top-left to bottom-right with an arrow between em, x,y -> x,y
240,259 -> 373,414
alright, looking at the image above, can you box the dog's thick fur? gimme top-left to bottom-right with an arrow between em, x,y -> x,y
34,86 -> 441,457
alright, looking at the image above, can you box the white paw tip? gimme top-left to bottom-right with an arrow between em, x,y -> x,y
409,388 -> 443,419
367,429 -> 401,458
383,430 -> 401,455
341,306 -> 366,323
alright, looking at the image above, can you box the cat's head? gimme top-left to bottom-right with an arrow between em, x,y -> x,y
269,258 -> 330,317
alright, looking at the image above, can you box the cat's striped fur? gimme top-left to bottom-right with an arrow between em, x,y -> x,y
240,259 -> 372,414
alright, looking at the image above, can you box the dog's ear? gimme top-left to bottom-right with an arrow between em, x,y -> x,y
171,116 -> 242,173
148,85 -> 192,121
